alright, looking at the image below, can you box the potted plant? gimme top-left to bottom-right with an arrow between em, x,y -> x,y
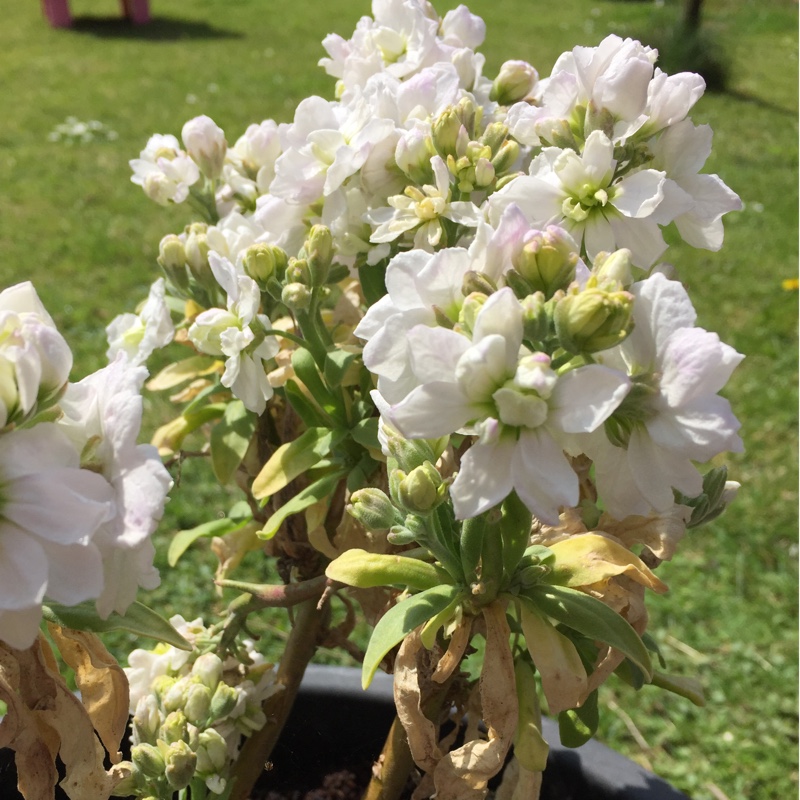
0,1 -> 743,798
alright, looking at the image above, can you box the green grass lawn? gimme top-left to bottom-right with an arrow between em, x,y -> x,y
0,0 -> 796,798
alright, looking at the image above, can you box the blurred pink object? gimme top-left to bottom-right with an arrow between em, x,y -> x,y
40,0 -> 151,27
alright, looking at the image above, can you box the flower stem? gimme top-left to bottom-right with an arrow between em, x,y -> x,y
361,715 -> 415,800
227,596 -> 327,800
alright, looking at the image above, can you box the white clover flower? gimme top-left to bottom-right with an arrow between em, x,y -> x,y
182,115 -> 227,180
375,287 -> 630,522
490,131 -> 689,267
0,281 -> 72,428
57,356 -> 172,617
106,278 -> 174,366
367,155 -> 482,250
130,133 -> 200,205
188,253 -> 279,414
0,423 -> 116,649
583,272 -> 743,518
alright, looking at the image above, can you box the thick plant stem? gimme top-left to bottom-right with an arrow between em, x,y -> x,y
361,715 -> 415,800
228,597 -> 326,800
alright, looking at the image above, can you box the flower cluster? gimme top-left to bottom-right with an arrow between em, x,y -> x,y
0,282 -> 171,649
118,616 -> 280,797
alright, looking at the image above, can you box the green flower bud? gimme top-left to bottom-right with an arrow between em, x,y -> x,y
491,140 -> 521,176
196,729 -> 228,774
347,488 -> 403,531
554,286 -> 634,354
461,271 -> 496,298
481,122 -> 509,156
591,248 -> 633,289
209,682 -> 239,721
158,233 -> 187,272
306,225 -> 333,286
192,652 -> 224,689
286,257 -> 311,285
432,108 -> 463,158
162,679 -> 188,713
513,228 -> 579,298
490,60 -> 538,105
381,424 -> 447,472
132,743 -> 166,779
242,243 -> 287,284
474,157 -> 495,188
458,291 -> 489,336
520,291 -> 549,343
165,740 -> 197,790
184,225 -> 210,273
184,682 -> 213,726
281,282 -> 312,311
160,710 -> 189,744
584,101 -> 615,140
108,763 -> 139,796
394,462 -> 445,515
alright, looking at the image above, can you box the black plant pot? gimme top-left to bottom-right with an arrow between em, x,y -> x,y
0,665 -> 690,799
261,665 -> 690,800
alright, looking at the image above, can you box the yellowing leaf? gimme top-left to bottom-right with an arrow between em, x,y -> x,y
548,533 -> 668,593
326,548 -> 451,592
146,355 -> 221,391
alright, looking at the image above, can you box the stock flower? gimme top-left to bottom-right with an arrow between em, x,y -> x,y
182,115 -> 227,180
130,133 -> 200,205
57,356 -> 172,617
106,277 -> 174,366
0,424 -> 115,648
188,253 -> 279,414
376,288 -> 630,521
583,272 -> 743,517
0,281 -> 72,427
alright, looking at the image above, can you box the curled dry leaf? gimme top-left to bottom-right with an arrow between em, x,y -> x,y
598,506 -> 691,561
433,602 -> 518,800
432,615 -> 473,684
47,624 -> 129,764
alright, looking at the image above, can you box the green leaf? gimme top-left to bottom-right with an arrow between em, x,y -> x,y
326,549 -> 453,592
292,348 -> 338,411
183,402 -> 227,428
258,469 -> 346,540
168,517 -> 248,567
524,583 -> 652,680
324,349 -> 359,388
42,602 -> 191,650
558,689 -> 599,747
252,427 -> 339,500
362,584 -> 461,689
350,417 -> 380,451
146,355 -> 219,391
210,400 -> 257,485
358,260 -> 387,307
500,492 -> 533,582
284,380 -> 332,428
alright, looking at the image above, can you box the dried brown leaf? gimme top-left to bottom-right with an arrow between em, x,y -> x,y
432,615 -> 473,684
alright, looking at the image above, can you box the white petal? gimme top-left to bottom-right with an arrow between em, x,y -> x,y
549,366 -> 631,433
613,170 -> 665,218
0,526 -> 48,609
451,437 -> 515,519
389,382 -> 473,439
42,541 -> 104,605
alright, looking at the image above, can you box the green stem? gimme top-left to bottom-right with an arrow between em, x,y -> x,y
227,597 -> 327,800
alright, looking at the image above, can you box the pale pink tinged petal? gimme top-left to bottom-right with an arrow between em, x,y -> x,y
445,202 -> 483,227
389,382 -> 473,438
385,250 -> 434,306
613,170 -> 665,218
418,248 -> 473,307
41,541 -> 103,605
0,605 -> 44,649
13,348 -> 41,415
512,428 -> 578,524
660,328 -> 744,406
363,313 -> 424,379
406,325 -> 469,383
325,147 -> 363,195
549,365 -> 631,433
608,216 -> 667,268
628,427 -> 702,511
582,213 -> 615,261
589,436 -> 650,519
450,438 -> 515,519
472,287 -> 523,367
0,527 -> 48,609
579,131 -> 615,185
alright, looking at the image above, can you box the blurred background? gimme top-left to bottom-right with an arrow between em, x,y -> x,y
0,1 -> 796,798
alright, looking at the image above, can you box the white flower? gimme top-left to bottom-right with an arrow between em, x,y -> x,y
367,155 -> 482,250
584,273 -> 743,517
106,278 -> 174,366
57,356 -> 172,617
230,120 -> 282,193
182,115 -> 227,180
130,133 -> 200,205
0,424 -> 116,649
188,254 -> 279,414
0,281 -> 72,427
490,131 -> 689,267
377,288 -> 630,521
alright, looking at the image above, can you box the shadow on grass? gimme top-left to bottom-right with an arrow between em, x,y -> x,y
68,15 -> 242,40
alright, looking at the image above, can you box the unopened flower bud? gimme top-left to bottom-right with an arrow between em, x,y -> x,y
591,249 -> 633,289
481,122 -> 509,155
491,140 -> 521,175
396,129 -> 435,184
182,115 -> 227,180
554,287 -> 634,354
132,743 -> 166,779
160,710 -> 189,744
514,227 -> 579,298
184,683 -> 213,726
305,225 -> 333,285
432,108 -> 464,158
281,282 -> 312,311
165,740 -> 197,790
474,158 -> 495,187
394,462 -> 445,515
196,729 -> 228,775
158,234 -> 187,272
242,243 -> 287,284
380,420 -> 447,472
209,682 -> 239,721
162,679 -> 188,713
132,695 -> 161,744
520,291 -> 549,343
347,488 -> 402,531
459,291 -> 489,335
286,258 -> 311,286
462,271 -> 496,298
490,60 -> 538,105
192,652 -> 223,689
